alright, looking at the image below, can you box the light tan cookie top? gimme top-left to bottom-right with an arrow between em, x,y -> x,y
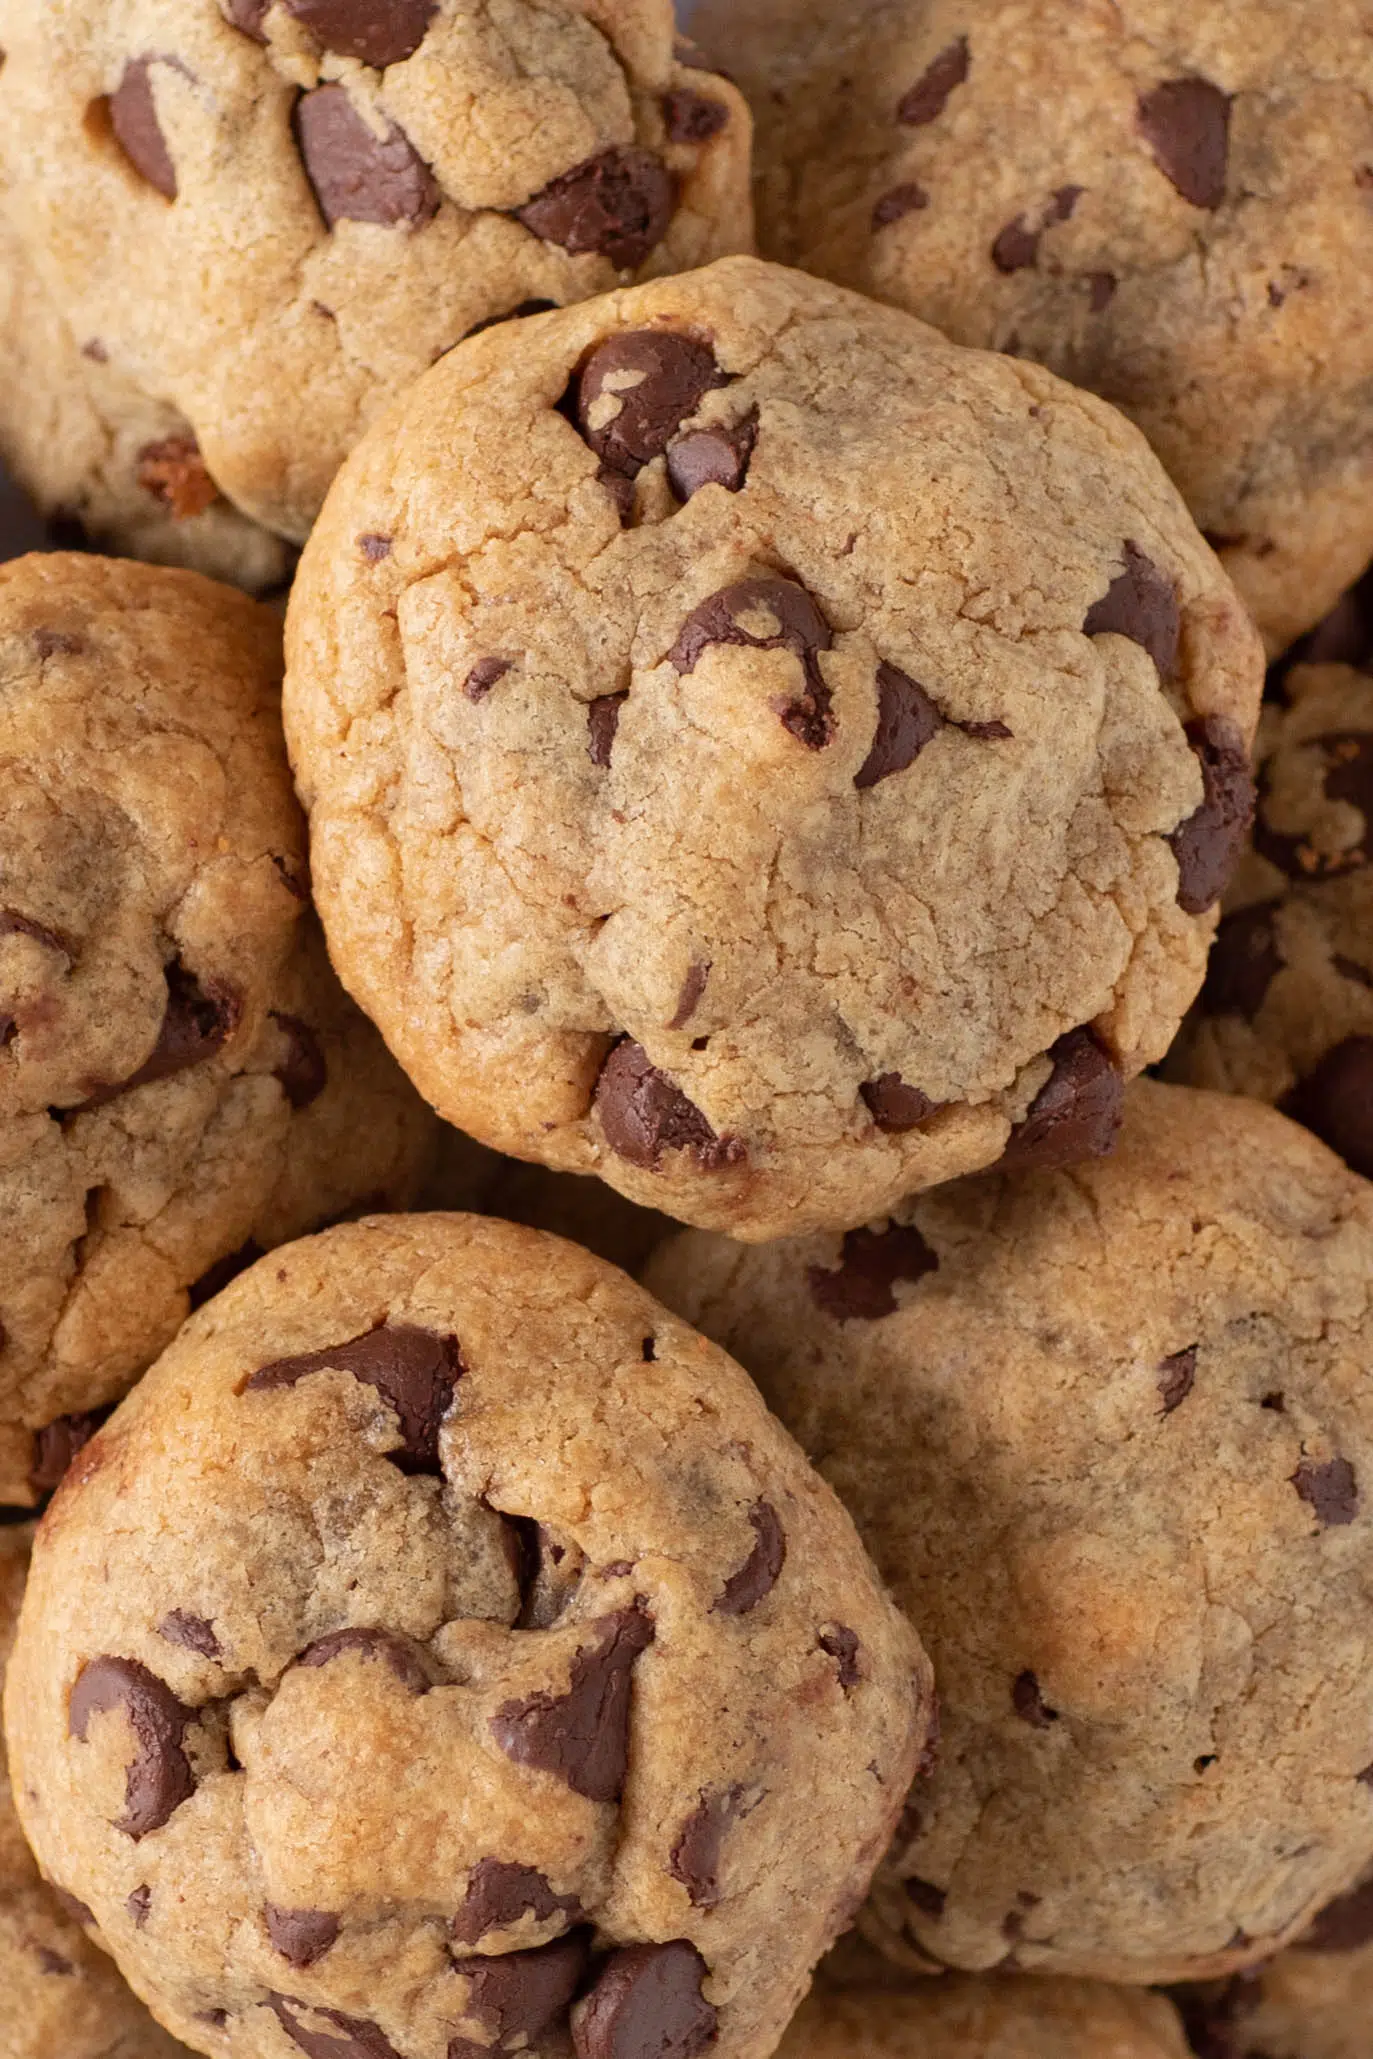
0,554 -> 435,1504
1173,1869 -> 1373,2059
0,0 -> 751,541
3,1212 -> 931,2059
644,1079 -> 1373,1983
1,1523 -> 196,2059
775,1977 -> 1191,2059
285,254 -> 1263,1241
696,0 -> 1373,656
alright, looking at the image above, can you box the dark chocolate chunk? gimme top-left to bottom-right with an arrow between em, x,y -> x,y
490,1604 -> 654,1803
268,1995 -> 403,2059
669,1786 -> 745,1908
819,1625 -> 862,1690
157,1611 -> 221,1659
247,1322 -> 462,1473
265,1906 -> 341,1968
109,58 -> 184,200
808,1223 -> 938,1321
667,961 -> 710,1030
872,182 -> 929,228
1000,1027 -> 1124,1172
991,185 -> 1080,273
1012,1670 -> 1059,1729
666,412 -> 757,500
1158,1347 -> 1197,1415
714,1501 -> 785,1615
28,1409 -> 110,1497
270,1012 -> 327,1110
669,575 -> 834,751
571,1941 -> 716,2059
855,662 -> 943,787
594,1040 -> 743,1173
575,333 -> 727,481
296,1628 -> 434,1693
451,1933 -> 588,2052
1291,1455 -> 1360,1526
68,1656 -> 196,1839
127,1884 -> 152,1927
1283,1036 -> 1373,1178
66,958 -> 239,1114
1299,1873 -> 1373,1953
517,149 -> 675,270
1083,541 -> 1180,678
1088,271 -> 1117,311
1199,904 -> 1282,1019
221,0 -> 270,39
662,89 -> 728,144
1169,716 -> 1255,913
587,693 -> 628,768
860,1073 -> 937,1133
295,86 -> 440,229
1138,76 -> 1232,210
897,38 -> 970,126
282,0 -> 436,67
464,657 -> 512,701
451,1860 -> 582,1947
137,436 -> 219,519
357,533 -> 392,563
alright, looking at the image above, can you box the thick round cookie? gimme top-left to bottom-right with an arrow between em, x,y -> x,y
1174,1872 -> 1373,2059
0,1524 -> 196,2059
775,1978 -> 1191,2059
644,1080 -> 1373,1982
0,554 -> 435,1505
694,0 -> 1373,656
284,254 -> 1263,1241
1166,659 -> 1373,1177
3,1213 -> 932,2059
0,208 -> 293,597
0,1 -> 751,543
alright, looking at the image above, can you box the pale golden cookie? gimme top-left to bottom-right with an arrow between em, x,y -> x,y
776,1976 -> 1191,2059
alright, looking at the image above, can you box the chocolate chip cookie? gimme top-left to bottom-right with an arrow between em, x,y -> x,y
0,553 -> 435,1506
1,1523 -> 196,2059
1167,657 -> 1373,1178
776,1977 -> 1191,2059
284,254 -> 1264,1241
645,1079 -> 1373,1982
0,1 -> 751,543
0,206 -> 293,597
2,1212 -> 932,2059
1173,1872 -> 1373,2059
695,0 -> 1373,657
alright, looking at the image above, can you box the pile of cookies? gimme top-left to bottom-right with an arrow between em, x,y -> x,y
0,3 -> 1370,2057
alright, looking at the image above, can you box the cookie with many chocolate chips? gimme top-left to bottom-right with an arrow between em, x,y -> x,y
1172,1870 -> 1373,2058
694,0 -> 1373,656
645,1080 -> 1373,1982
0,0 -> 751,542
776,1973 -> 1191,2059
1167,658 -> 1373,1176
0,553 -> 435,1506
285,255 -> 1262,1240
0,1525 -> 198,2059
2,1213 -> 931,2059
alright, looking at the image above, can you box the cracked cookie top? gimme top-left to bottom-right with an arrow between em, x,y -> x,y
645,1079 -> 1373,1982
285,255 -> 1263,1240
2,1212 -> 931,2059
0,0 -> 751,541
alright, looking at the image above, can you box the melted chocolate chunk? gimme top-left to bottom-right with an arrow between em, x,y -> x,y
247,1322 -> 462,1473
1158,1347 -> 1197,1415
1169,717 -> 1255,913
571,1942 -> 716,2059
855,662 -> 944,787
587,693 -> 628,768
808,1223 -> 938,1322
594,1040 -> 743,1173
518,149 -> 675,270
28,1408 -> 110,1497
714,1501 -> 785,1615
1138,76 -> 1232,210
127,1884 -> 152,1927
1000,1028 -> 1124,1172
297,1628 -> 434,1693
669,575 -> 835,751
1299,1873 -> 1373,1952
270,1012 -> 327,1109
1198,904 -> 1283,1019
1012,1670 -> 1059,1729
872,182 -> 929,228
819,1625 -> 862,1690
860,1073 -> 937,1133
295,86 -> 440,229
991,186 -> 1081,274
1291,1455 -> 1360,1527
451,1859 -> 582,1947
265,1906 -> 341,1968
68,1657 -> 196,1839
268,1996 -> 403,2059
491,1604 -> 654,1803
157,1610 -> 221,1659
137,436 -> 219,519
576,333 -> 727,483
450,1934 -> 588,2054
464,657 -> 512,701
1083,541 -> 1180,678
109,58 -> 184,201
662,89 -> 728,144
221,0 -> 269,38
897,37 -> 970,125
667,961 -> 710,1030
68,959 -> 239,1114
282,0 -> 435,67
666,413 -> 757,501
1283,1036 -> 1373,1178
669,1786 -> 746,1908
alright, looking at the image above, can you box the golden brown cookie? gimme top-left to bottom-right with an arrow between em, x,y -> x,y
776,1976 -> 1191,2059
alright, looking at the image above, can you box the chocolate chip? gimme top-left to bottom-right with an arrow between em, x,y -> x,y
51,1889 -> 95,1928
872,182 -> 929,228
268,1996 -> 402,2059
67,959 -> 240,1114
36,1946 -> 73,1975
860,1073 -> 937,1132
270,1012 -> 328,1110
1138,77 -> 1232,210
297,1628 -> 434,1693
68,1656 -> 196,1840
808,1223 -> 938,1322
1158,1347 -> 1197,1415
666,413 -> 756,501
1169,716 -> 1256,914
247,1322 -> 462,1473
1000,1027 -> 1124,1173
357,533 -> 391,563
295,86 -> 440,229
662,89 -> 727,143
1088,271 -> 1117,311
1286,1037 -> 1373,1181
137,436 -> 218,519
158,1611 -> 221,1659
587,693 -> 627,768
189,1239 -> 264,1310
1291,1455 -> 1360,1527
517,148 -> 675,270
571,1942 -> 716,2059
1083,541 -> 1180,678
265,1907 -> 341,1968
715,1501 -> 785,1615
1298,1874 -> 1373,1953
575,333 -> 727,483
905,1878 -> 946,1918
451,1860 -> 582,1947
451,1934 -> 588,2054
31,630 -> 86,662
667,961 -> 710,1030
109,59 -> 183,201
594,1040 -> 744,1173
897,37 -> 970,125
221,0 -> 269,37
669,1787 -> 745,1909
991,185 -> 1081,273
819,1625 -> 862,1690
855,662 -> 944,787
28,1408 -> 110,1497
1012,1670 -> 1059,1728
464,657 -> 512,701
127,1885 -> 152,1927
1199,904 -> 1282,1019
282,0 -> 435,66
669,576 -> 835,751
491,1604 -> 654,1803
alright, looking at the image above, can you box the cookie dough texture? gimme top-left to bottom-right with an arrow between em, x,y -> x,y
3,1213 -> 932,2059
285,255 -> 1263,1241
0,1524 -> 195,2059
1174,1871 -> 1373,2059
775,1978 -> 1190,2059
695,0 -> 1373,656
0,0 -> 752,543
0,554 -> 435,1505
645,1080 -> 1373,1983
1167,660 -> 1373,1179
